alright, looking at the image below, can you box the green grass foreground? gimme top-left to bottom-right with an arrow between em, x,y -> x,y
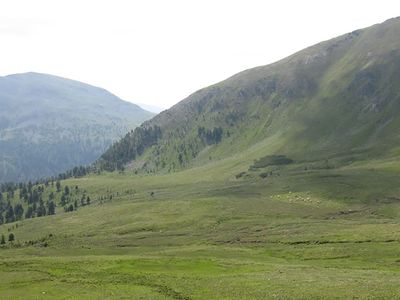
2,152 -> 400,299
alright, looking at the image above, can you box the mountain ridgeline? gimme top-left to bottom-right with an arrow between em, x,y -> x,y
98,17 -> 400,173
0,73 -> 154,182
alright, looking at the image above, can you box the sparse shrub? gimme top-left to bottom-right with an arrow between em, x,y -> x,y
251,155 -> 293,169
235,172 -> 246,179
8,233 -> 14,242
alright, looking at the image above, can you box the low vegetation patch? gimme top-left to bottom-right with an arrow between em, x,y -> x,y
250,155 -> 293,169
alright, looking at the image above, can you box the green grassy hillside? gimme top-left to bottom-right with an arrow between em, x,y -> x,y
100,17 -> 400,175
2,18 -> 400,299
0,72 -> 154,182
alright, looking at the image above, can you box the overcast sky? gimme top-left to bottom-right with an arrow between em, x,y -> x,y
1,0 -> 400,109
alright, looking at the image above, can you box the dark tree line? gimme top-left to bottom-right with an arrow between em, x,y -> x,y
0,233 -> 14,245
98,125 -> 162,171
57,165 -> 92,180
10,182 -> 56,222
197,126 -> 223,145
0,179 -> 93,226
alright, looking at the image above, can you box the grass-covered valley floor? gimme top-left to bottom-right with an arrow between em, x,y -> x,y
2,146 -> 400,299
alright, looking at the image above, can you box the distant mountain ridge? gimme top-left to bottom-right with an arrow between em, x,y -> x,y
0,72 -> 154,182
99,17 -> 400,173
137,103 -> 165,114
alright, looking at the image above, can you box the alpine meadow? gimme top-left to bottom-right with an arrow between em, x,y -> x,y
3,16 -> 400,299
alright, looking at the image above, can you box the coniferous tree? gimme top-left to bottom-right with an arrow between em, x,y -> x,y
60,194 -> 67,206
36,201 -> 47,217
5,205 -> 15,223
25,206 -> 34,219
8,233 -> 14,242
56,181 -> 61,192
0,234 -> 5,245
80,195 -> 86,206
14,204 -> 24,221
31,190 -> 39,204
48,201 -> 56,215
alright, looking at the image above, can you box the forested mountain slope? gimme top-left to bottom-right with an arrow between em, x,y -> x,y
0,72 -> 154,182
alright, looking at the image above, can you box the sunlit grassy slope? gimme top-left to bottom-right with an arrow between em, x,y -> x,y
100,17 -> 400,176
2,137 -> 400,299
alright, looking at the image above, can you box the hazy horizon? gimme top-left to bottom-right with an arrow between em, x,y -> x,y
1,0 -> 399,110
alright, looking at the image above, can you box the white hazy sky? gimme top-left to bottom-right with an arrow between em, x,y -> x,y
1,0 -> 400,109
